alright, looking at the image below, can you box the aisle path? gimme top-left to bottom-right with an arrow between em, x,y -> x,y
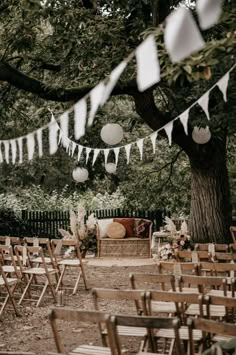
86,256 -> 156,267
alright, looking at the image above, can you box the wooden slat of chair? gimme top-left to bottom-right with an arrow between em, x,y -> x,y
0,236 -> 21,246
15,245 -> 58,307
229,243 -> 236,253
156,261 -> 199,275
129,273 -> 176,315
51,239 -> 88,294
230,226 -> 236,244
0,262 -> 20,317
194,243 -> 228,252
0,352 -> 36,355
174,250 -> 211,263
110,314 -> 182,355
187,317 -> 236,355
92,288 -> 148,350
204,294 -> 236,323
214,252 -> 236,262
49,307 -> 116,355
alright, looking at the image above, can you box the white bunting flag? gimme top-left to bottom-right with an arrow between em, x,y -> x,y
17,137 -> 23,163
196,0 -> 223,30
71,142 -> 77,157
164,7 -> 205,63
136,35 -> 160,92
27,133 -> 35,160
114,147 -> 120,166
49,119 -> 59,155
179,109 -> 189,135
10,139 -> 17,164
85,147 -> 92,164
59,112 -> 69,148
103,149 -> 110,165
92,149 -> 100,166
125,143 -> 132,164
198,92 -> 210,120
0,143 -> 3,163
217,72 -> 229,102
3,141 -> 10,163
137,139 -> 144,160
150,131 -> 158,154
37,129 -> 43,157
74,99 -> 87,140
77,145 -> 84,161
164,121 -> 173,146
88,82 -> 105,127
101,61 -> 127,105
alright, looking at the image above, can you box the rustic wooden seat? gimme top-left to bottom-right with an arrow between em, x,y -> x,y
51,239 -> 88,294
0,260 -> 20,318
49,307 -> 116,355
187,317 -> 236,355
129,273 -> 176,314
230,226 -> 236,244
110,314 -> 182,355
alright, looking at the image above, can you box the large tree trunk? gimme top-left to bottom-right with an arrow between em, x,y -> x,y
189,143 -> 232,243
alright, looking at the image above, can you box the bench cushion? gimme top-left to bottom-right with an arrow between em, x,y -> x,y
114,218 -> 135,238
134,219 -> 152,238
107,222 -> 126,239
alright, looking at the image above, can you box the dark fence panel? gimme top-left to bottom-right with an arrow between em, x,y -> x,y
0,208 -> 167,238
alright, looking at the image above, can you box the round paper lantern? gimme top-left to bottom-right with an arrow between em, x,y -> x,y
100,123 -> 123,145
72,168 -> 89,182
105,163 -> 117,174
192,126 -> 211,144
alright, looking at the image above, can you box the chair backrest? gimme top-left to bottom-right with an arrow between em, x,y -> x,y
230,226 -> 236,244
178,275 -> 227,295
130,272 -> 176,291
187,317 -> 236,355
110,314 -> 182,355
198,262 -> 236,279
156,261 -> 198,275
214,252 -> 236,262
51,238 -> 82,260
205,294 -> 236,321
24,237 -> 54,260
14,245 -> 50,273
0,236 -> 21,246
146,290 -> 203,324
0,245 -> 19,276
195,243 -> 228,252
229,243 -> 236,253
49,307 -> 116,354
175,250 -> 211,262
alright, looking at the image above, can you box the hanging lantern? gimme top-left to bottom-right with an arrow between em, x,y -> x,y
100,123 -> 123,145
105,163 -> 117,174
72,167 -> 89,182
192,126 -> 211,144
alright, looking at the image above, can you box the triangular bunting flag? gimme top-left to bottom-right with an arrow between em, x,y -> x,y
0,143 -> 3,163
17,137 -> 23,163
103,149 -> 110,165
10,139 -> 17,164
164,7 -> 205,63
101,61 -> 127,105
164,121 -> 173,146
49,119 -> 59,155
36,129 -> 43,157
196,0 -> 223,30
88,82 -> 105,127
136,35 -> 160,92
179,109 -> 189,135
136,139 -> 144,160
3,141 -> 10,164
150,132 -> 158,154
124,143 -> 132,164
92,149 -> 100,166
85,147 -> 92,164
113,147 -> 120,166
77,145 -> 84,161
217,72 -> 229,102
71,142 -> 77,157
27,133 -> 35,160
74,99 -> 87,140
198,92 -> 210,120
59,112 -> 69,148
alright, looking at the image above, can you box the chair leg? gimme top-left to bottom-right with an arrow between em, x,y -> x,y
0,283 -> 20,317
55,265 -> 66,292
36,279 -> 48,307
80,263 -> 88,290
19,274 -> 34,305
73,270 -> 81,295
47,274 -> 57,303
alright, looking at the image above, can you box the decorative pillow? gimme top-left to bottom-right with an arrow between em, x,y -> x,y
114,218 -> 135,238
107,222 -> 126,239
97,219 -> 114,238
134,219 -> 151,239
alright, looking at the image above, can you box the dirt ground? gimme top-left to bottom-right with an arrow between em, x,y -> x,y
0,257 -> 156,354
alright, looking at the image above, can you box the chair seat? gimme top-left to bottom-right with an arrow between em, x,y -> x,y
58,259 -> 81,266
69,344 -> 112,354
213,335 -> 234,342
31,256 -> 52,264
151,301 -> 176,314
3,265 -> 21,273
118,325 -> 147,337
0,276 -> 18,286
156,326 -> 202,341
174,287 -> 199,294
206,289 -> 233,297
186,304 -> 225,317
23,267 -> 57,275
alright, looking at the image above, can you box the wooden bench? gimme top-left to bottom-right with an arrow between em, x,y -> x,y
96,218 -> 152,258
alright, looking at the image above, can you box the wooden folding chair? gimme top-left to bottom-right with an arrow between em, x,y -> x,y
15,245 -> 58,307
187,317 -> 236,355
110,314 -> 182,355
230,226 -> 236,244
194,243 -> 228,253
174,250 -> 211,263
49,307 -> 116,355
129,273 -> 176,314
0,261 -> 20,317
51,239 -> 88,294
156,261 -> 199,276
0,245 -> 20,277
24,237 -> 55,267
92,288 -> 148,351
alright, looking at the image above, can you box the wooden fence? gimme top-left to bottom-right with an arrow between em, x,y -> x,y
0,209 -> 167,238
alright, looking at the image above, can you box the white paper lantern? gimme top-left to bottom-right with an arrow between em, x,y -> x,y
105,163 -> 117,174
100,123 -> 123,145
72,167 -> 89,182
192,126 -> 211,144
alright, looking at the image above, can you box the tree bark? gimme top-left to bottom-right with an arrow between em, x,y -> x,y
189,142 -> 232,243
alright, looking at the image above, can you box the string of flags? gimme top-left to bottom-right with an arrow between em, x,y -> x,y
0,0 -> 226,166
